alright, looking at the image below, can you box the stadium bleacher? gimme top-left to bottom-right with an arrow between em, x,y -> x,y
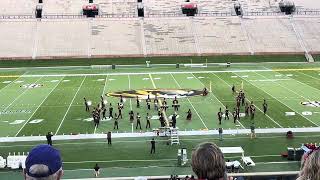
239,0 -> 280,13
1,0 -> 320,180
91,18 -> 143,56
95,0 -> 137,15
293,16 -> 320,53
293,0 -> 320,11
0,16 -> 318,58
0,0 -> 319,58
241,16 -> 304,54
1,0 -> 320,16
144,17 -> 196,55
37,19 -> 89,57
2,16 -> 318,58
0,0 -> 36,15
0,20 -> 35,59
193,17 -> 250,54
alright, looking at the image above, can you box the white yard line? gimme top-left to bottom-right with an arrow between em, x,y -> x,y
242,72 -> 318,126
3,126 -> 320,142
128,74 -> 133,133
1,77 -> 43,112
262,66 -> 320,95
148,73 -> 170,126
254,71 -> 318,109
102,75 -> 109,96
212,73 -> 283,128
61,154 -> 289,164
278,72 -> 320,96
63,159 -> 176,164
148,74 -> 157,88
94,125 -> 97,134
170,73 -> 208,129
94,75 -> 109,134
55,76 -> 87,135
192,73 -> 246,129
128,74 -> 133,110
254,161 -> 299,165
15,77 -> 64,137
297,71 -> 320,81
0,73 -> 27,94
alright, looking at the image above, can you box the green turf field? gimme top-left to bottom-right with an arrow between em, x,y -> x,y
1,63 -> 320,136
0,61 -> 320,178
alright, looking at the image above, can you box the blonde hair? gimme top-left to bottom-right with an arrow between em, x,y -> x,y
191,142 -> 226,180
297,150 -> 320,180
24,165 -> 63,180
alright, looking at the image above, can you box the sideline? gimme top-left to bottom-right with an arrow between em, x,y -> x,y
1,127 -> 320,143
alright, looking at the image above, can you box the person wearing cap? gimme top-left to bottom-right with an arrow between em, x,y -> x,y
24,144 -> 63,180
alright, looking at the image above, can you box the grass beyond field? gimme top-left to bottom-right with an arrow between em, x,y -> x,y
0,54 -> 306,68
0,61 -> 319,178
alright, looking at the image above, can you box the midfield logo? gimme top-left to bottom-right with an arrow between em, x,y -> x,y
301,101 -> 320,107
107,89 -> 203,99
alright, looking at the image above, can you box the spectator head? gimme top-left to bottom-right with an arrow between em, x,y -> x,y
191,142 -> 226,180
297,148 -> 320,180
24,144 -> 63,180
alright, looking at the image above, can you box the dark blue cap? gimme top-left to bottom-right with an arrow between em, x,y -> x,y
25,144 -> 62,178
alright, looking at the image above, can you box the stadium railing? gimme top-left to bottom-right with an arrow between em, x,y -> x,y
294,10 -> 320,15
242,11 -> 286,16
2,9 -> 320,20
0,15 -> 34,19
43,14 -> 87,19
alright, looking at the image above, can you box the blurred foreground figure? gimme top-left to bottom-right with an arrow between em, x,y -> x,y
24,144 -> 63,180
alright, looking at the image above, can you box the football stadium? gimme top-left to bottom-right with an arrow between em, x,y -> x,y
0,0 -> 320,179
